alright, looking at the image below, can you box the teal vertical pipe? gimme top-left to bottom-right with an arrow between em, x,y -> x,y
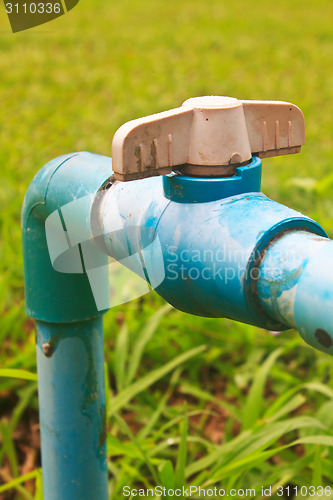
22,152 -> 112,500
36,318 -> 107,500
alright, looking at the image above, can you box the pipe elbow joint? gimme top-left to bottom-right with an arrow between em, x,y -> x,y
22,152 -> 112,323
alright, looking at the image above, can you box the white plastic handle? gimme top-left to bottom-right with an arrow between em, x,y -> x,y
112,96 -> 305,181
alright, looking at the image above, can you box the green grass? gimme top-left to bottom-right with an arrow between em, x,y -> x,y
1,0 -> 333,498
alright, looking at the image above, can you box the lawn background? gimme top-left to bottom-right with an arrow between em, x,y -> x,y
1,0 -> 333,498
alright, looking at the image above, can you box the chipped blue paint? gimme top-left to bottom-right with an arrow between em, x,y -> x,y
256,230 -> 333,355
293,239 -> 333,355
256,230 -> 329,330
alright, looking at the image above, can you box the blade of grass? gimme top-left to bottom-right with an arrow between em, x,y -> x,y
0,369 -> 37,382
264,394 -> 306,424
179,381 -> 240,420
110,345 -> 206,414
34,469 -> 43,500
107,433 -> 154,459
174,405 -> 188,489
312,444 -> 322,487
294,435 -> 333,446
114,413 -> 159,485
186,415 -> 324,478
206,430 -> 333,486
138,390 -> 170,441
206,443 -> 292,485
151,409 -> 216,445
0,469 -> 39,495
265,382 -> 333,421
10,384 -> 37,433
261,453 -> 315,490
207,433 -> 333,486
126,304 -> 172,386
114,323 -> 129,392
0,420 -> 19,478
231,417 -> 325,463
302,382 -> 333,399
113,460 -> 152,494
242,348 -> 282,430
158,460 -> 175,491
147,435 -> 212,458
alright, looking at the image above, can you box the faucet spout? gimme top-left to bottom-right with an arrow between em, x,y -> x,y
256,229 -> 333,354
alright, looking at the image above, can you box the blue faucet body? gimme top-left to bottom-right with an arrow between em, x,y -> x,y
99,155 -> 326,331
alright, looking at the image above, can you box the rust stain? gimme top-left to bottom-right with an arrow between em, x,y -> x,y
42,342 -> 54,358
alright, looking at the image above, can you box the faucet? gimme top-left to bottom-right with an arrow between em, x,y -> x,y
22,96 -> 332,500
